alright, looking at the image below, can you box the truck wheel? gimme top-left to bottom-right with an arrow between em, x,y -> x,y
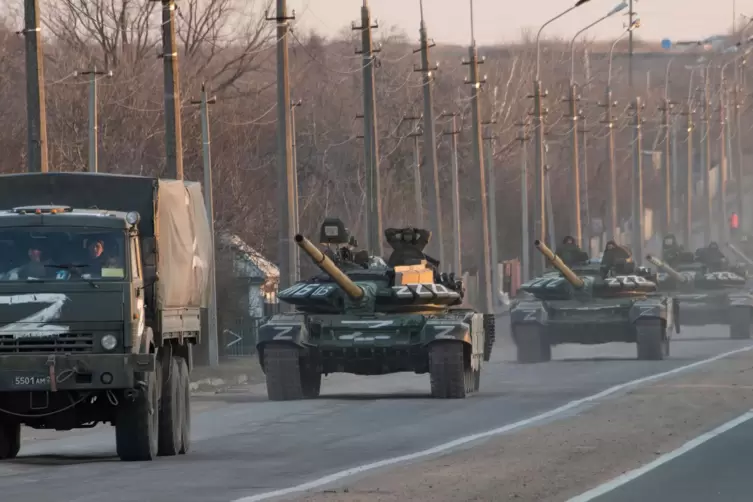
158,356 -> 182,456
115,369 -> 159,461
301,362 -> 322,399
176,357 -> 191,455
729,308 -> 752,340
0,422 -> 20,460
429,342 -> 470,399
264,344 -> 304,401
515,326 -> 552,363
636,321 -> 668,360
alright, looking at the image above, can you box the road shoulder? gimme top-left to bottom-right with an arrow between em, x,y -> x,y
291,350 -> 753,502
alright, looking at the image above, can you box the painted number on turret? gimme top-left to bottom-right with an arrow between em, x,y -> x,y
704,271 -> 744,281
279,283 -> 335,298
393,284 -> 460,298
605,275 -> 654,287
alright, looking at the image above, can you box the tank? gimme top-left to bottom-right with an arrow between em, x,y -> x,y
255,219 -> 493,400
509,241 -> 678,363
648,251 -> 752,339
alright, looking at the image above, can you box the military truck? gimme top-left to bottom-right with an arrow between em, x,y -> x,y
647,254 -> 752,339
510,241 -> 678,363
256,219 -> 492,400
0,172 -> 212,461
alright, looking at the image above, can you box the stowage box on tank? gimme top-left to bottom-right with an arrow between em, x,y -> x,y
255,219 -> 494,400
509,241 -> 678,363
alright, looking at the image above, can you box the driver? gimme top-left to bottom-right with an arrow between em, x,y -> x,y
601,240 -> 634,276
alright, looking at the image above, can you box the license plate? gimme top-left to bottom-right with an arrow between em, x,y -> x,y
6,373 -> 51,388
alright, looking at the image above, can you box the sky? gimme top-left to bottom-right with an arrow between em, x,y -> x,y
286,0 -> 742,47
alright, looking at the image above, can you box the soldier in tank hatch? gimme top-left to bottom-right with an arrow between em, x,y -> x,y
601,240 -> 635,277
695,241 -> 728,272
556,235 -> 589,267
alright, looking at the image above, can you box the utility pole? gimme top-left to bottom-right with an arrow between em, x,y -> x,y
563,83 -> 582,246
631,97 -> 645,262
266,1 -> 296,291
462,8 -> 492,314
671,107 -> 679,233
719,82 -> 729,242
529,81 -> 548,275
23,0 -> 48,173
402,115 -> 424,226
414,0 -> 443,264
681,102 -> 695,247
190,84 -> 219,368
701,69 -> 712,243
733,61 -> 744,230
659,97 -> 674,236
517,121 -> 531,282
290,99 -> 302,281
598,87 -> 618,242
353,1 -> 383,255
580,116 -> 591,251
78,66 -> 111,173
483,121 -> 499,311
442,112 -> 462,276
154,0 -> 184,180
628,0 -> 635,88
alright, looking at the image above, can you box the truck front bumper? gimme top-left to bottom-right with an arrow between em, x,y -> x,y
0,353 -> 156,392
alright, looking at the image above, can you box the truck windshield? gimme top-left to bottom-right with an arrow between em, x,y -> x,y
0,228 -> 127,281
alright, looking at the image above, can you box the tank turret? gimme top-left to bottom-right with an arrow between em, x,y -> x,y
294,234 -> 364,300
646,254 -> 687,282
534,240 -> 585,289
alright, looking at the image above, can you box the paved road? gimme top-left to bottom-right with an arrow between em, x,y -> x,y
590,411 -> 753,502
0,326 -> 748,502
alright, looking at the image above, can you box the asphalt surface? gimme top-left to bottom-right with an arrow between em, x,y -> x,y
591,411 -> 753,502
0,325 -> 749,502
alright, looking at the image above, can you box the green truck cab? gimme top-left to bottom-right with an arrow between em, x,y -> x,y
0,172 -> 213,462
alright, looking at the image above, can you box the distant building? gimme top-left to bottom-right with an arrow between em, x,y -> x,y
217,232 -> 279,318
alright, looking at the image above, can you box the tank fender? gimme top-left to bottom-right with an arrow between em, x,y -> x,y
256,314 -> 308,350
421,319 -> 473,346
728,292 -> 753,308
629,298 -> 671,328
509,300 -> 547,325
422,315 -> 485,371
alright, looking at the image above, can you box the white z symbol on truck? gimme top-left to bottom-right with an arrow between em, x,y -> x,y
0,293 -> 70,339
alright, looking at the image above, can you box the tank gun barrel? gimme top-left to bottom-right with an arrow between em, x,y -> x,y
645,254 -> 686,282
534,240 -> 585,288
294,234 -> 365,300
726,243 -> 753,267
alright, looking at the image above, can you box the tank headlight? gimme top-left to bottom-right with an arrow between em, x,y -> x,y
101,334 -> 118,351
125,211 -> 140,226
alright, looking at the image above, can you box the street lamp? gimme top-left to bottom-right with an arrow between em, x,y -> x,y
531,0 -> 591,275
564,1 -> 627,248
536,0 -> 592,79
570,1 -> 628,84
608,19 -> 641,88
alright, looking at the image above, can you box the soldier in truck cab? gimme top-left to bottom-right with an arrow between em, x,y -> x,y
17,242 -> 48,279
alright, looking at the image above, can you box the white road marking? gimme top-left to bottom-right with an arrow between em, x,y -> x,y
567,409 -> 753,502
231,344 -> 753,502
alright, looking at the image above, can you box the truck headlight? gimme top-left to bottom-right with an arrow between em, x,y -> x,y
101,334 -> 118,351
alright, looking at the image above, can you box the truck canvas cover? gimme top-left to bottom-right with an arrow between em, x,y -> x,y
0,172 -> 212,310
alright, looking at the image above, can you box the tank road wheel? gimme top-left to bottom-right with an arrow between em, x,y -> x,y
158,355 -> 183,457
429,342 -> 471,399
176,356 -> 191,455
483,314 -> 496,362
729,308 -> 752,340
0,422 -> 20,460
301,361 -> 322,399
264,344 -> 304,401
636,321 -> 669,361
116,369 -> 159,461
515,326 -> 551,364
